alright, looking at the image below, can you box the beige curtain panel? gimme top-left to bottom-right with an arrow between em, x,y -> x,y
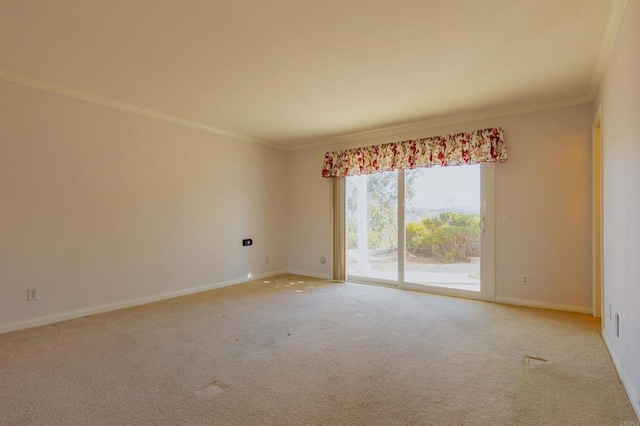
331,177 -> 346,281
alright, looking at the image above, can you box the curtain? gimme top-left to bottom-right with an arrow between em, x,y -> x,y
322,127 -> 506,178
331,177 -> 346,281
325,126 -> 507,282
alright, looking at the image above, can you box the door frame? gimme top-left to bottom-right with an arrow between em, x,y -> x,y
346,164 -> 495,302
400,163 -> 495,302
592,104 -> 604,320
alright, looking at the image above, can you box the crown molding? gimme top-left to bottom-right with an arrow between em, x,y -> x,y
0,70 -> 287,151
287,95 -> 592,151
1,69 -> 594,153
587,0 -> 629,100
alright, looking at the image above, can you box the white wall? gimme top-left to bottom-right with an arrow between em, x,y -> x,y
286,148 -> 333,278
0,81 -> 288,332
287,103 -> 593,311
1,70 -> 594,330
593,0 -> 640,415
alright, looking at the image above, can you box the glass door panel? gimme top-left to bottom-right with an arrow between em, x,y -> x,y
346,171 -> 398,282
404,165 -> 481,291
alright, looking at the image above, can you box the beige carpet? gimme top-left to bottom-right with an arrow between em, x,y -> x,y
0,274 -> 636,425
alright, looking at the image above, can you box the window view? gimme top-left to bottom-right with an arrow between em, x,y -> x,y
405,165 -> 481,291
346,171 -> 398,281
346,165 -> 481,292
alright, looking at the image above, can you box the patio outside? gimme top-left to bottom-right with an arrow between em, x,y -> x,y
347,249 -> 480,291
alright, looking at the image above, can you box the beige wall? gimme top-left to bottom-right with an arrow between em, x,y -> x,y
0,81 -> 288,331
287,103 -> 593,311
0,80 -> 596,329
286,148 -> 333,278
593,0 -> 640,414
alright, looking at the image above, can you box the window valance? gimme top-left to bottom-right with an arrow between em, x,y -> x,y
321,127 -> 507,178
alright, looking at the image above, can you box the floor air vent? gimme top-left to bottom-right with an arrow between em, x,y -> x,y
524,355 -> 548,368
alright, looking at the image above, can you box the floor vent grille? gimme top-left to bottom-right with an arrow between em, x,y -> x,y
524,355 -> 548,368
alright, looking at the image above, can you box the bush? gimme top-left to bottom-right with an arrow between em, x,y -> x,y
406,212 -> 480,263
406,222 -> 429,256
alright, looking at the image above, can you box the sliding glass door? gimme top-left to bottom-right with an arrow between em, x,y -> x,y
346,165 -> 494,301
404,165 -> 481,291
346,171 -> 398,283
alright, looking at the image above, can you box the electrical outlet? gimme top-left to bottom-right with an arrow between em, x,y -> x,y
320,256 -> 326,264
265,256 -> 270,264
521,275 -> 528,285
27,288 -> 37,301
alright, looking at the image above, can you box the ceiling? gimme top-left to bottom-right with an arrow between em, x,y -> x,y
0,0 -> 624,149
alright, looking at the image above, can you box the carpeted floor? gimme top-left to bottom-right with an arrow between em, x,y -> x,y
0,274 -> 637,425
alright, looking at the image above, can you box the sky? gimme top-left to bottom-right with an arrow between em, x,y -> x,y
407,164 -> 480,212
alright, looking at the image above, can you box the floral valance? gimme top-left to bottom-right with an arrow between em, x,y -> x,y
321,127 -> 507,178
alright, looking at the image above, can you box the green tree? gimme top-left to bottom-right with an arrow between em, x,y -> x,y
346,170 -> 420,251
366,172 -> 398,249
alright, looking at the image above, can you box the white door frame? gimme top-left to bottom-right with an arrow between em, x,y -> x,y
592,104 -> 604,320
400,164 -> 495,301
347,164 -> 495,303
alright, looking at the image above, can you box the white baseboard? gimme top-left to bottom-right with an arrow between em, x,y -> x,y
494,296 -> 592,314
286,269 -> 332,280
602,330 -> 640,421
0,270 -> 287,335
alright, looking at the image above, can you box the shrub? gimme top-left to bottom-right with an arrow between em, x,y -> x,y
406,212 -> 480,263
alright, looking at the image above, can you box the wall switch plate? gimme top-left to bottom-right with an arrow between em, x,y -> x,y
501,216 -> 510,226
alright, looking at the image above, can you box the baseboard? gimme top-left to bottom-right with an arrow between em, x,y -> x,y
602,330 -> 640,421
0,270 -> 288,335
494,296 -> 592,314
286,269 -> 332,280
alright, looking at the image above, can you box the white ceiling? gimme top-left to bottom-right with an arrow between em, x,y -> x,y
0,0 -> 624,148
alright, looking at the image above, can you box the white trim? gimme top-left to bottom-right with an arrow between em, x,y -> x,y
288,96 -> 591,151
602,330 -> 640,421
0,270 -> 287,334
481,163 -> 496,302
592,103 -> 604,319
348,275 -> 399,288
348,165 -> 493,303
0,70 -> 287,151
286,269 -> 332,280
495,296 -> 592,314
397,171 -> 406,285
1,69 -> 596,153
398,164 -> 493,303
401,282 -> 490,302
587,0 -> 630,100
